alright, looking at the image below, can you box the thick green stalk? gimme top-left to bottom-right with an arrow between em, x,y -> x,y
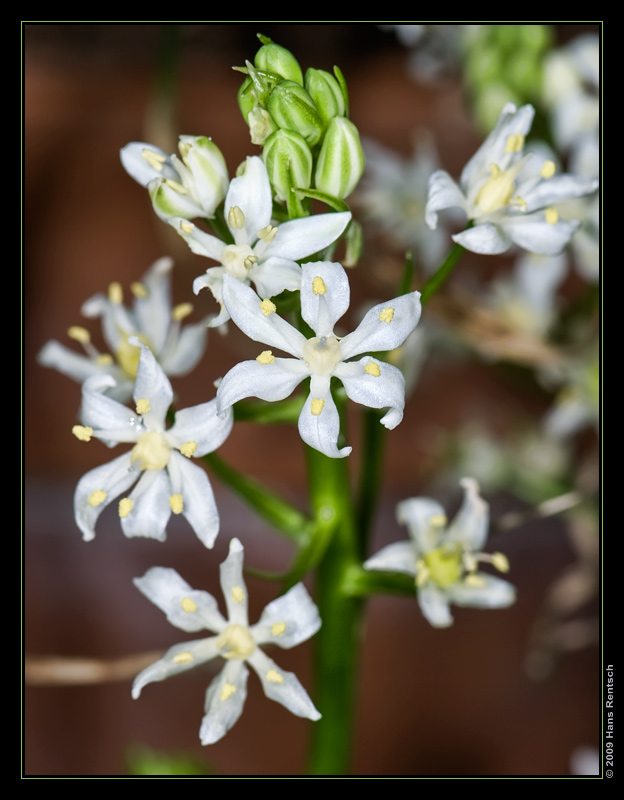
419,239 -> 466,306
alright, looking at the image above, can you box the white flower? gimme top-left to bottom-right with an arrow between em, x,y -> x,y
120,135 -> 229,221
132,538 -> 321,745
425,103 -> 598,256
73,341 -> 232,548
216,261 -> 422,458
364,478 -> 515,627
171,156 -> 352,327
38,257 -> 208,402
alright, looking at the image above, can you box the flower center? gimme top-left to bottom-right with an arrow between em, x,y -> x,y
301,335 -> 343,375
423,546 -> 463,589
474,159 -> 527,216
116,333 -> 151,378
215,624 -> 256,660
221,244 -> 256,280
130,431 -> 171,471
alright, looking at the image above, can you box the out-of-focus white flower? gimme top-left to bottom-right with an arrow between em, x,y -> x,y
72,341 -> 232,548
380,24 -> 467,83
357,135 -> 450,272
425,103 -> 598,256
132,538 -> 321,745
364,478 -> 515,627
120,136 -> 229,221
38,257 -> 208,402
171,156 -> 351,327
543,351 -> 599,440
216,261 -> 421,458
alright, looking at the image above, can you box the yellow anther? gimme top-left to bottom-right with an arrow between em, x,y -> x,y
504,134 -> 525,153
228,205 -> 246,229
260,299 -> 276,316
180,220 -> 195,234
424,546 -> 463,589
510,195 -> 527,212
135,398 -> 150,416
118,497 -> 134,518
545,208 -> 559,225
379,307 -> 395,324
492,552 -> 510,573
415,559 -> 430,588
95,354 -> 114,366
244,254 -> 259,269
310,398 -> 325,416
179,441 -> 198,458
173,652 -> 194,664
116,334 -> 148,378
130,281 -> 148,299
170,494 -> 184,514
172,302 -> 193,321
429,514 -> 447,528
364,361 -> 381,377
220,682 -> 237,701
72,425 -> 93,442
131,431 -> 171,471
68,326 -> 90,344
463,552 -> 478,573
266,669 -> 284,684
312,276 -> 327,295
271,622 -> 286,637
256,350 -> 275,365
540,160 -> 556,179
141,148 -> 167,171
257,224 -> 278,243
163,178 -> 187,194
464,573 -> 486,588
181,596 -> 197,613
231,586 -> 245,604
108,282 -> 123,305
88,490 -> 107,508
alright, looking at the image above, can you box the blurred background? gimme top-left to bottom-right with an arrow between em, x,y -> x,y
24,23 -> 600,776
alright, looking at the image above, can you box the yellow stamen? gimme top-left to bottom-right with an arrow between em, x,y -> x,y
172,302 -> 193,321
256,350 -> 275,365
231,586 -> 245,604
545,208 -> 559,225
220,682 -> 237,701
266,669 -> 284,684
170,494 -> 184,514
68,326 -> 90,344
504,134 -> 525,153
95,354 -> 114,366
364,361 -> 380,377
135,398 -> 150,416
130,281 -> 148,299
88,490 -> 107,508
257,224 -> 278,243
180,220 -> 194,234
491,552 -> 510,573
72,425 -> 93,442
260,299 -> 276,316
181,597 -> 197,613
271,622 -> 286,637
173,652 -> 194,664
312,276 -> 327,295
163,178 -> 187,194
430,514 -> 447,527
118,497 -> 134,518
228,205 -> 246,229
179,441 -> 198,458
108,282 -> 123,305
510,195 -> 527,212
464,573 -> 486,588
310,398 -> 325,416
141,148 -> 167,171
379,307 -> 394,324
244,255 -> 259,269
540,160 -> 556,179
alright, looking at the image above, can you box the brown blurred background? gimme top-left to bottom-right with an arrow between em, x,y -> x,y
24,23 -> 600,776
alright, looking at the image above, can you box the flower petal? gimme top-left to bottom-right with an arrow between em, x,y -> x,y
132,636 -> 220,699
119,468 -> 172,541
216,358 -> 308,416
200,661 -> 249,745
334,357 -> 405,429
425,169 -> 468,229
81,374 -> 138,441
170,218 -> 225,261
219,538 -> 248,626
451,222 -> 512,254
251,583 -> 321,649
249,256 -> 302,298
418,583 -> 453,628
445,574 -> 516,609
159,320 -> 208,377
167,451 -> 221,549
168,398 -> 233,457
396,497 -> 448,554
339,292 -> 422,360
265,211 -> 351,262
248,649 -> 321,721
225,156 -> 272,245
133,257 -> 175,355
132,342 -> 174,428
74,453 -> 137,541
522,174 -> 598,212
446,478 -> 489,551
120,142 -> 178,187
364,541 -> 417,575
133,566 -> 226,633
502,213 -> 580,256
300,261 -> 350,334
298,376 -> 351,458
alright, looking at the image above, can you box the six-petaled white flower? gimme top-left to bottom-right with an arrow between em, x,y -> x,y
120,136 -> 229,221
216,261 -> 422,458
38,257 -> 208,403
364,478 -> 515,627
132,538 -> 321,745
171,156 -> 351,327
425,102 -> 598,256
73,340 -> 232,548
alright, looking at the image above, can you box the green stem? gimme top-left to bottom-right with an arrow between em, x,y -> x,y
419,239 -> 466,306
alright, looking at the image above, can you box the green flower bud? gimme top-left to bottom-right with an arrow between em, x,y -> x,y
263,128 -> 313,203
255,42 -> 303,85
267,81 -> 324,147
314,116 -> 365,199
238,75 -> 257,121
304,68 -> 346,129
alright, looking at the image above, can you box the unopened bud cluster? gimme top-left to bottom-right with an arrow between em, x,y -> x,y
236,34 -> 365,209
